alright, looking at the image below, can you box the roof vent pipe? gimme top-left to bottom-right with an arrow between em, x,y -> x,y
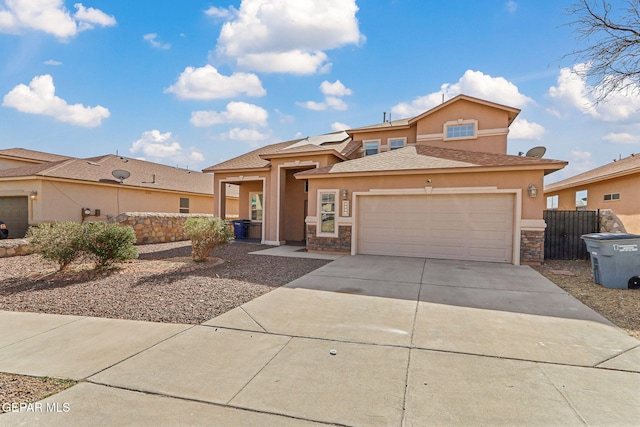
383,112 -> 386,123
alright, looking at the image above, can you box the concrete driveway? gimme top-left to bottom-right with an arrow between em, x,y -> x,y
1,255 -> 639,426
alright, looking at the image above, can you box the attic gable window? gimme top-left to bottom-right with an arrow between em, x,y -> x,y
444,119 -> 478,141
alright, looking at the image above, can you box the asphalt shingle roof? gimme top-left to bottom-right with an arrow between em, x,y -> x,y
0,154 -> 213,194
0,148 -> 74,163
545,153 -> 640,192
296,145 -> 566,177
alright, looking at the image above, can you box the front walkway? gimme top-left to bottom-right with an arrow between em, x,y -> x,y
1,256 -> 639,426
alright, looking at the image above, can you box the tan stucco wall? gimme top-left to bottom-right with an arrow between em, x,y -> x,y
349,100 -> 510,156
416,99 -> 510,135
224,197 -> 239,219
306,169 -> 545,220
1,178 -> 213,225
545,173 -> 640,233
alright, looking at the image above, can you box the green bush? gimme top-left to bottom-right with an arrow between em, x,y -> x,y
184,217 -> 234,262
26,221 -> 84,271
82,222 -> 138,269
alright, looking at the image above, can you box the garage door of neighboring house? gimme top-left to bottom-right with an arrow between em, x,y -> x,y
0,196 -> 29,238
357,194 -> 514,263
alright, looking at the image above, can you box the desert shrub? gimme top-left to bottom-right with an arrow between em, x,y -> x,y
26,221 -> 84,271
184,217 -> 234,262
82,222 -> 138,269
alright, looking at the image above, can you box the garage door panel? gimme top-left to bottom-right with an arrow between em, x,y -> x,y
0,197 -> 29,238
358,194 -> 514,263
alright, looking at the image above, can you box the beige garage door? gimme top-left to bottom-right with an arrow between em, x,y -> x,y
357,194 -> 514,263
0,196 -> 29,238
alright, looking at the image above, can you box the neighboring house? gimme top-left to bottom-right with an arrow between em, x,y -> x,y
204,94 -> 567,265
0,152 -> 214,238
224,183 -> 240,219
544,153 -> 640,233
0,147 -> 74,170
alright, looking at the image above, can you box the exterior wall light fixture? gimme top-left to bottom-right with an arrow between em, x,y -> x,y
527,184 -> 538,198
29,191 -> 38,200
342,189 -> 349,200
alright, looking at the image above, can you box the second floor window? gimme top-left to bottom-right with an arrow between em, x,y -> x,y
446,123 -> 475,139
363,140 -> 379,156
389,138 -> 406,150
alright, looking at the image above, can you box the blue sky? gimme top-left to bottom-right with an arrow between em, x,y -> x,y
1,0 -> 637,183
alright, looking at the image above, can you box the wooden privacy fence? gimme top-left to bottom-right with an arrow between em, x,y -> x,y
543,210 -> 599,260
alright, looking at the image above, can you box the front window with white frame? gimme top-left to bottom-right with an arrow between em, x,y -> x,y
546,195 -> 559,210
388,137 -> 406,150
444,119 -> 478,140
250,192 -> 263,221
318,190 -> 338,236
363,140 -> 380,156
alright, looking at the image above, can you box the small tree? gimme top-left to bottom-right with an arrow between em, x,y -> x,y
82,222 -> 138,269
26,221 -> 84,271
184,217 -> 234,262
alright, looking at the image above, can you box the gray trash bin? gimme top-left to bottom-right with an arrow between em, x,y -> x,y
581,233 -> 640,289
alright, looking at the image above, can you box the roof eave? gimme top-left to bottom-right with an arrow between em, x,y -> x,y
204,166 -> 271,174
544,167 -> 640,192
297,163 -> 565,180
259,149 -> 347,161
407,94 -> 521,126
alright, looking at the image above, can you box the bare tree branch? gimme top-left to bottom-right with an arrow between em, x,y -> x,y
564,0 -> 640,102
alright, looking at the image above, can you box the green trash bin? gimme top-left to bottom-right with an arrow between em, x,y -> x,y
581,233 -> 640,289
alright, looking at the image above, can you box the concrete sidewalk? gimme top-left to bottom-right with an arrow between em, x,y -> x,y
1,255 -> 639,426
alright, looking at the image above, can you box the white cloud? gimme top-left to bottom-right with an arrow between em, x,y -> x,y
236,50 -> 331,75
2,74 -> 110,127
143,33 -> 170,49
331,121 -> 350,131
204,5 -> 236,19
224,127 -> 271,143
568,147 -> 595,174
603,132 -> 640,144
165,65 -> 266,100
214,0 -> 364,74
44,59 -> 62,66
130,130 -> 204,166
509,119 -> 545,140
0,0 -> 115,39
547,63 -> 640,122
73,3 -> 116,30
299,80 -> 352,111
298,100 -> 326,111
391,70 -> 533,117
320,80 -> 352,97
190,101 -> 268,127
505,1 -> 517,13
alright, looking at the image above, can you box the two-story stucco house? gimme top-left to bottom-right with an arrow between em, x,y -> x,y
205,94 -> 567,265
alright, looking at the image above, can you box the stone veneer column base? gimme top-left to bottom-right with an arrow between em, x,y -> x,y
306,224 -> 351,253
520,229 -> 544,264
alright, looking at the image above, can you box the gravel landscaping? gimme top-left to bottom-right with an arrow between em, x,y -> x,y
0,241 -> 330,324
0,375 -> 75,413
